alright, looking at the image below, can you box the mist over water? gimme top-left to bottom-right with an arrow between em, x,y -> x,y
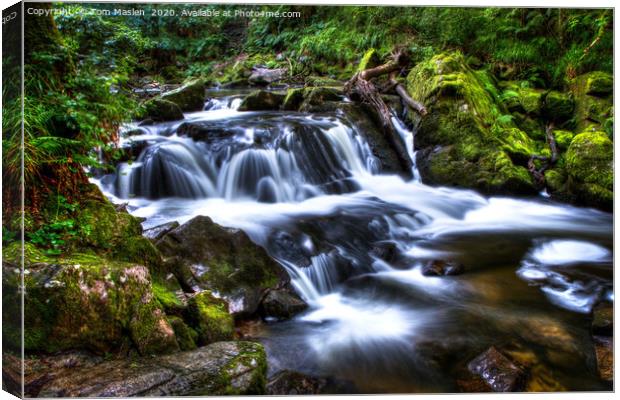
95,90 -> 613,393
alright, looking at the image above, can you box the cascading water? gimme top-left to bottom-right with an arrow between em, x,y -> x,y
95,89 -> 613,393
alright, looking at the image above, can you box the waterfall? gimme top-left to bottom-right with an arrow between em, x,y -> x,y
391,116 -> 421,182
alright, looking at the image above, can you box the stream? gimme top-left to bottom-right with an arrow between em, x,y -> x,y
94,88 -> 613,393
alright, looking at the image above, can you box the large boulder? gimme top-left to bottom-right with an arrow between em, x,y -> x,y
238,90 -> 285,111
156,216 -> 289,316
186,291 -> 234,346
248,67 -> 288,85
138,98 -> 184,122
406,52 -> 537,195
570,72 -> 613,133
35,341 -> 267,397
565,131 -> 613,210
161,79 -> 206,111
2,243 -> 178,356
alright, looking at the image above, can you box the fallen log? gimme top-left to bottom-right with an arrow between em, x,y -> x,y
344,50 -> 426,174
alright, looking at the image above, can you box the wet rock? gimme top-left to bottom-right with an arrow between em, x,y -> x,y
161,79 -> 206,111
156,216 -> 289,316
422,260 -> 464,276
467,347 -> 525,392
593,335 -> 613,381
281,87 -> 306,111
176,121 -> 238,142
565,130 -> 613,210
248,67 -> 288,85
407,52 -> 537,196
3,241 -> 178,356
186,291 -> 234,346
238,90 -> 285,111
38,341 -> 267,397
268,230 -> 313,268
266,370 -> 329,395
139,98 -> 184,122
370,241 -> 399,263
298,87 -> 343,112
143,221 -> 180,242
542,91 -> 574,122
592,302 -> 613,336
259,289 -> 308,320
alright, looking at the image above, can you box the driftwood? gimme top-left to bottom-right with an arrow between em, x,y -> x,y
527,123 -> 558,188
345,50 -> 426,173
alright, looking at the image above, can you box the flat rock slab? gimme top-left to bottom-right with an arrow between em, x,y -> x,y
38,341 -> 266,397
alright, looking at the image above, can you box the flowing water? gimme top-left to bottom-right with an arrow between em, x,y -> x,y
95,88 -> 613,393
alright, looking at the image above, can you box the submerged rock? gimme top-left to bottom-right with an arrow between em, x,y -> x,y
422,259 -> 464,276
467,347 -> 525,392
238,90 -> 285,111
37,341 -> 267,397
593,335 -> 613,381
161,79 -> 206,111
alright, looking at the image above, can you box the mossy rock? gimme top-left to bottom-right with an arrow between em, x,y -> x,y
542,91 -> 574,121
544,168 -> 568,194
161,79 -> 206,111
565,131 -> 613,209
571,73 -> 613,132
518,88 -> 545,116
238,90 -> 285,111
406,52 -> 537,195
583,71 -> 613,97
75,196 -> 161,267
553,130 -> 575,151
186,291 -> 234,346
299,87 -> 343,112
156,215 -> 288,303
167,316 -> 197,351
3,248 -> 179,355
357,48 -> 381,72
281,88 -> 306,111
138,98 -> 184,122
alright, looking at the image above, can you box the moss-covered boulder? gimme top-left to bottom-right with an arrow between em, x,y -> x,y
282,87 -> 306,111
406,52 -> 537,195
238,90 -> 285,111
542,91 -> 574,121
299,87 -> 343,112
2,243 -> 178,355
565,131 -> 613,210
167,316 -> 198,351
156,216 -> 289,316
75,192 -> 161,267
139,98 -> 184,122
186,291 -> 234,346
161,79 -> 206,111
571,72 -> 613,133
518,88 -> 545,116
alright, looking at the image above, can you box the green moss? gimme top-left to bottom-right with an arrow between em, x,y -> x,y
406,52 -> 536,195
519,88 -> 545,116
544,168 -> 567,193
565,131 -> 613,209
167,316 -> 197,351
584,71 -> 613,97
221,342 -> 268,395
152,281 -> 183,312
553,130 -> 575,150
357,48 -> 381,72
187,291 -> 234,346
571,73 -> 613,132
542,91 -> 574,121
238,90 -> 285,111
138,98 -> 184,122
161,79 -> 206,111
281,88 -> 306,111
